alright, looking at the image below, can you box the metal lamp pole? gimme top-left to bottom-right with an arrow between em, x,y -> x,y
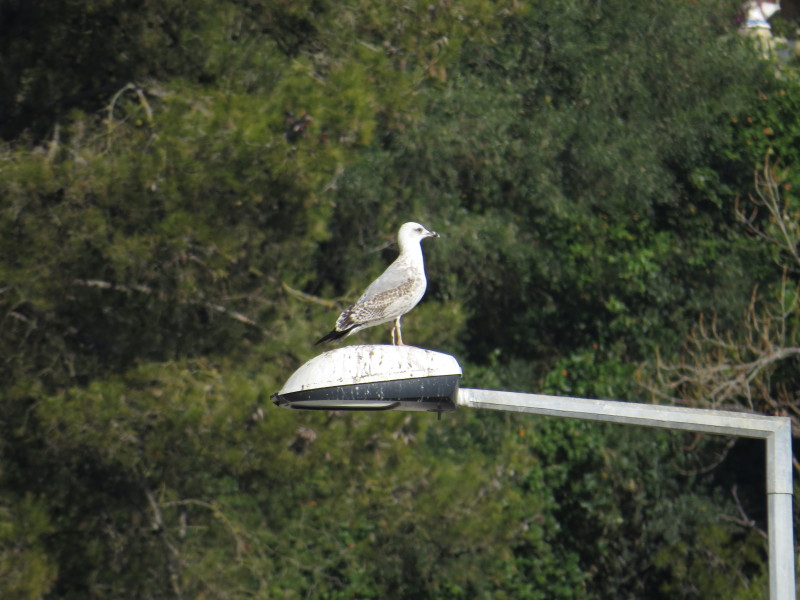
457,388 -> 796,600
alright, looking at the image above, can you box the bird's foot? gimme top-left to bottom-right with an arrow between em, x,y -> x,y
391,317 -> 405,346
390,325 -> 405,346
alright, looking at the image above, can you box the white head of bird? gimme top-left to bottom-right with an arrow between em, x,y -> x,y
398,222 -> 440,253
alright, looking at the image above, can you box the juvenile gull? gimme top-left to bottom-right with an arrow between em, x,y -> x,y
315,222 -> 439,346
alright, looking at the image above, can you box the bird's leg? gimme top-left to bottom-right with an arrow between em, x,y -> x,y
392,316 -> 404,346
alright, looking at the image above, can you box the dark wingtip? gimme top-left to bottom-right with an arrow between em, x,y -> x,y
314,328 -> 350,345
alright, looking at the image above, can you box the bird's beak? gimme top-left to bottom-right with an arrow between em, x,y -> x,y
428,231 -> 440,238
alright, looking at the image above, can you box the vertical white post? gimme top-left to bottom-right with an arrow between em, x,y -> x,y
767,419 -> 795,600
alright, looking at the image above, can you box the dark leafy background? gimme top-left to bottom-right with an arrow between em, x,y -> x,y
1,0 -> 797,598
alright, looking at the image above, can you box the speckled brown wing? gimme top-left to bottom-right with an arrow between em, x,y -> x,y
335,277 -> 417,330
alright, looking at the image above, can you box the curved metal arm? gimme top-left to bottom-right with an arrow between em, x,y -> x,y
457,388 -> 795,600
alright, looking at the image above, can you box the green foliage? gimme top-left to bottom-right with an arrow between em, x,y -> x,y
328,0 -> 778,367
730,71 -> 800,190
0,0 -> 793,597
654,525 -> 768,599
0,494 -> 57,599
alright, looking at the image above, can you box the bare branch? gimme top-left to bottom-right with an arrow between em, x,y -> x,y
107,83 -> 155,127
144,485 -> 183,600
279,280 -> 338,308
735,159 -> 800,271
72,278 -> 264,331
643,161 -> 800,449
162,498 -> 248,558
719,485 -> 768,540
205,302 -> 260,327
207,244 -> 340,309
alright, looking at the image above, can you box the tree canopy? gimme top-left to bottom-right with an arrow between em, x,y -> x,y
1,0 -> 798,598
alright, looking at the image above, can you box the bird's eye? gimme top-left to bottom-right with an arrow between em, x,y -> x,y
416,227 -> 423,233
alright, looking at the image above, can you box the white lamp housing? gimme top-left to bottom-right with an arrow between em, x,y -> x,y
272,345 -> 462,413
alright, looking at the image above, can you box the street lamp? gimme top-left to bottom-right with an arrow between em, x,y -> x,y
273,346 -> 796,600
272,345 -> 461,414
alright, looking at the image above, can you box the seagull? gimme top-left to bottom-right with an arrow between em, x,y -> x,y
315,222 -> 439,346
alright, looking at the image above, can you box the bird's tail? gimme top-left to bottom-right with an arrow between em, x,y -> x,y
314,328 -> 352,345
